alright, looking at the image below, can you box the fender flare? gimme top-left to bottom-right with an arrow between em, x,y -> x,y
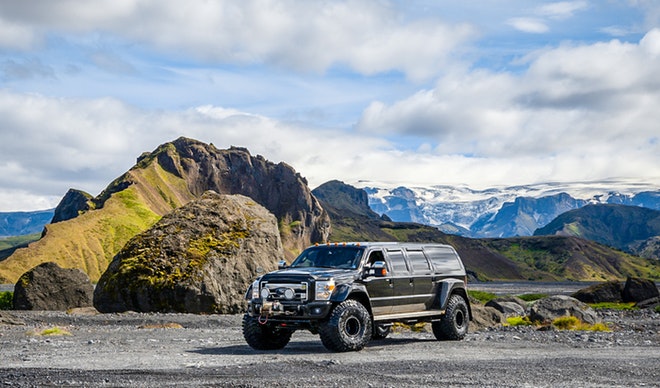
330,283 -> 372,311
437,279 -> 472,320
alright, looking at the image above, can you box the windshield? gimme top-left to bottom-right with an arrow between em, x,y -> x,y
290,246 -> 365,269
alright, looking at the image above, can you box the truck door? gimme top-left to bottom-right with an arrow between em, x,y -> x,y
405,249 -> 436,311
361,249 -> 393,316
385,248 -> 415,314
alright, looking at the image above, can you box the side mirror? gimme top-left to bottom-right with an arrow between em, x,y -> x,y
278,260 -> 288,269
365,261 -> 388,277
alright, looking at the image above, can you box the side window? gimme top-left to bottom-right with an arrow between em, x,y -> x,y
407,250 -> 431,273
387,249 -> 409,275
425,247 -> 462,272
367,250 -> 385,265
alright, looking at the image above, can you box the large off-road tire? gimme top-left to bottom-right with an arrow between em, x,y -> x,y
432,294 -> 469,341
319,300 -> 372,352
242,314 -> 293,350
372,323 -> 391,340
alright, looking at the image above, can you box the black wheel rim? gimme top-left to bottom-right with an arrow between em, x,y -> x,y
455,309 -> 465,328
344,315 -> 362,337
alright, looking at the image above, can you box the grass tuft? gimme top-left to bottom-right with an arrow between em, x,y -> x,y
468,290 -> 497,303
29,326 -> 73,336
505,316 -> 534,326
552,316 -> 610,332
137,323 -> 184,329
588,302 -> 638,311
0,291 -> 13,310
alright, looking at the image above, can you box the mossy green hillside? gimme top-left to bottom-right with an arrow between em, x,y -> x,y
0,158 -> 196,284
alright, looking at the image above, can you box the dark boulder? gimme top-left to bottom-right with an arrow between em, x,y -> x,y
622,277 -> 659,303
13,262 -> 94,310
572,281 -> 623,304
94,192 -> 284,314
529,295 -> 599,325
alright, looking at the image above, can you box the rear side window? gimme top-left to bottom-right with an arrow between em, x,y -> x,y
407,250 -> 431,273
424,246 -> 463,273
387,249 -> 409,275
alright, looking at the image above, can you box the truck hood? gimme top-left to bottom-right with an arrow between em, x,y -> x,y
261,267 -> 357,282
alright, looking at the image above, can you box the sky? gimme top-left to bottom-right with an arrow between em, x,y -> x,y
1,0 -> 660,211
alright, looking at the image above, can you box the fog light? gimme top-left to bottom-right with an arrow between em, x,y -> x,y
260,288 -> 270,299
284,288 -> 295,300
312,307 -> 322,315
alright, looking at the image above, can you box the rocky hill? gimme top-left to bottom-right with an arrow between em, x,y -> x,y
314,181 -> 660,281
0,137 -> 329,283
534,204 -> 660,259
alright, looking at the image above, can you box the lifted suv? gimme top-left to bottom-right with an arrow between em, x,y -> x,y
243,242 -> 471,352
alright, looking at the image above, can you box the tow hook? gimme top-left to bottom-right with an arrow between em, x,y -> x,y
258,301 -> 282,324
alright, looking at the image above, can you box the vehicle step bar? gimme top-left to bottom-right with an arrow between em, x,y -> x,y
373,309 -> 445,322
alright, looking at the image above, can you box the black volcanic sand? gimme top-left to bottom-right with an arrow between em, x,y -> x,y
0,307 -> 658,387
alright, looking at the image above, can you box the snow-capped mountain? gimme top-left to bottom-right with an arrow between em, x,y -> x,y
356,180 -> 660,238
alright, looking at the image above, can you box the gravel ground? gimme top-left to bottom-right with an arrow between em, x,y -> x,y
1,308 -> 659,387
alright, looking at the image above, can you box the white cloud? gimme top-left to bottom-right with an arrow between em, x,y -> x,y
356,30 -> 660,185
538,1 -> 588,20
0,90 -> 393,210
507,17 -> 549,34
0,0 -> 475,81
0,18 -> 38,50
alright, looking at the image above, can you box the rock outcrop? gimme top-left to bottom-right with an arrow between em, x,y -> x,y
529,295 -> 600,325
51,189 -> 93,224
572,281 -> 623,303
155,139 -> 330,258
94,192 -> 283,314
13,262 -> 94,310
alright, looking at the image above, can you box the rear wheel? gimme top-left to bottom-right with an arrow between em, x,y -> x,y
432,294 -> 469,341
372,323 -> 391,340
319,300 -> 372,352
242,314 -> 293,350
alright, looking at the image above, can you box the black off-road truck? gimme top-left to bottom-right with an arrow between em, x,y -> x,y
243,242 -> 471,352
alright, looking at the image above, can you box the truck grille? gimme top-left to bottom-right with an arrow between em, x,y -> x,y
260,281 -> 309,302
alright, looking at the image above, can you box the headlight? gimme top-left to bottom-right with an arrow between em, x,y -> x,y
250,280 -> 260,300
315,279 -> 335,300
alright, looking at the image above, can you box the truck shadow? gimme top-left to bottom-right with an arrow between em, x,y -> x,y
189,337 -> 437,356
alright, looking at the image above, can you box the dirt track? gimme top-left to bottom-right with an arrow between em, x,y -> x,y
1,309 -> 659,387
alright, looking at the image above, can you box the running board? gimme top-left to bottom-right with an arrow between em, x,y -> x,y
373,309 -> 445,322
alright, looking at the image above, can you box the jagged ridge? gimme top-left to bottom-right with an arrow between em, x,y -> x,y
0,137 -> 329,283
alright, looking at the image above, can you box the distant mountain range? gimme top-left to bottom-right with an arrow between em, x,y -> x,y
0,210 -> 54,238
313,180 -> 660,281
535,204 -> 660,260
360,181 -> 660,238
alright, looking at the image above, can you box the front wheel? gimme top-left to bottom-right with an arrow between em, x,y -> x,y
319,300 -> 372,352
432,294 -> 469,341
242,314 -> 293,350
